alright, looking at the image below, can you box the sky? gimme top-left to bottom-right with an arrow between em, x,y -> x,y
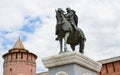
0,0 -> 120,74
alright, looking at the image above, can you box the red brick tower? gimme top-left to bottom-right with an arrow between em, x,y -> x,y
3,37 -> 37,75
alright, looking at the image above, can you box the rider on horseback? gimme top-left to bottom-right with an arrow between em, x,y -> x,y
65,7 -> 78,32
56,7 -> 78,40
55,8 -> 86,53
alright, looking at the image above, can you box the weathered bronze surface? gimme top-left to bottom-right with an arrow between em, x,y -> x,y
55,8 -> 86,54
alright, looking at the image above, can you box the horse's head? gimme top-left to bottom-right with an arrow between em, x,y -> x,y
56,8 -> 64,17
57,8 -> 65,14
55,8 -> 65,24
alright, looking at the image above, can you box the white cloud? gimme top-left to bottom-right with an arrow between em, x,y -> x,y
0,0 -> 120,74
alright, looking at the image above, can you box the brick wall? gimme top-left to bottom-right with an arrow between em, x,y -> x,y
3,52 -> 37,75
98,61 -> 120,75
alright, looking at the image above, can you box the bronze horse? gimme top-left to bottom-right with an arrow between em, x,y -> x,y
55,8 -> 86,54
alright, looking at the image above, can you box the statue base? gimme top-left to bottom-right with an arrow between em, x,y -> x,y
42,51 -> 102,75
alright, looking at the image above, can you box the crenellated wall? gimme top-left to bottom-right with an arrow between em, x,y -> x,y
3,49 -> 37,75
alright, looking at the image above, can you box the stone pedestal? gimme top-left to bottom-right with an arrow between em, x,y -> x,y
42,51 -> 102,75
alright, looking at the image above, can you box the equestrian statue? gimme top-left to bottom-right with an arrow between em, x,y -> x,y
55,8 -> 86,54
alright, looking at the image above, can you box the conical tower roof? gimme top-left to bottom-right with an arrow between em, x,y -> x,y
9,37 -> 28,53
13,37 -> 25,49
3,37 -> 37,59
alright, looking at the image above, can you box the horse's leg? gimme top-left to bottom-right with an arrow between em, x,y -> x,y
79,39 -> 85,54
64,32 -> 70,52
70,44 -> 75,51
59,37 -> 63,54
